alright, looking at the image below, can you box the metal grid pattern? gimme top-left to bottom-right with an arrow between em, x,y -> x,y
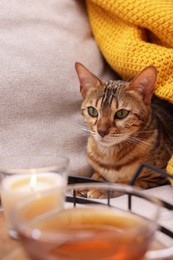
67,162 -> 173,240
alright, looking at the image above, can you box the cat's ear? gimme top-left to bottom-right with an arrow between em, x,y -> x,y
75,62 -> 101,98
128,66 -> 157,104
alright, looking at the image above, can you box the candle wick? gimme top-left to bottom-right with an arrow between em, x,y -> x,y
30,174 -> 37,192
30,186 -> 35,192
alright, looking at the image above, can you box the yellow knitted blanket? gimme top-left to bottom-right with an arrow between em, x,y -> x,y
86,0 -> 173,183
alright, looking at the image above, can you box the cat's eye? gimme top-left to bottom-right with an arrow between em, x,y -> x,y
88,106 -> 98,117
115,109 -> 129,119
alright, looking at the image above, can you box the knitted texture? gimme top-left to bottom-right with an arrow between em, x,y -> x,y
167,157 -> 173,185
87,0 -> 173,180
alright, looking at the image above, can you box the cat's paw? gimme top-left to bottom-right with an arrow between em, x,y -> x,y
75,188 -> 107,199
76,188 -> 122,199
75,189 -> 88,198
87,189 -> 122,199
87,189 -> 107,199
91,172 -> 105,181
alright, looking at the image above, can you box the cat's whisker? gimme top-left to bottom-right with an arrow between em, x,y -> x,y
125,140 -> 134,145
123,75 -> 133,83
127,136 -> 152,147
109,133 -> 143,143
126,138 -> 140,145
71,122 -> 86,129
71,122 -> 93,132
75,128 -> 88,134
109,133 -> 126,138
136,129 -> 156,134
79,126 -> 95,135
81,128 -> 91,133
90,132 -> 97,136
70,122 -> 94,136
78,132 -> 90,137
125,138 -> 146,148
81,129 -> 95,136
127,136 -> 143,143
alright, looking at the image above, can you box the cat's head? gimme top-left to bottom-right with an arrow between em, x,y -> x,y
75,63 -> 157,147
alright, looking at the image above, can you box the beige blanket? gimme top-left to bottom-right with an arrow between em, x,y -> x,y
0,0 -> 113,176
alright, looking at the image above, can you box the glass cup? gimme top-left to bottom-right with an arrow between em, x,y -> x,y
0,153 -> 69,239
12,183 -> 173,260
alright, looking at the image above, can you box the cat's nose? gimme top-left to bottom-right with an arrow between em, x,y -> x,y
97,118 -> 111,138
98,129 -> 109,137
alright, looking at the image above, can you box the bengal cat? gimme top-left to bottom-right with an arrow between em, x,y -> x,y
75,62 -> 173,198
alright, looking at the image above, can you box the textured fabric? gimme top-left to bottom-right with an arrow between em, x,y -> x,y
86,0 -> 173,179
167,157 -> 173,185
0,0 -> 113,177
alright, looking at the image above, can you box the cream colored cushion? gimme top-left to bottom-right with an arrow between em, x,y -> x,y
0,0 -> 113,176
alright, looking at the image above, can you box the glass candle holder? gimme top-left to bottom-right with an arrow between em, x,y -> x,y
0,153 -> 69,239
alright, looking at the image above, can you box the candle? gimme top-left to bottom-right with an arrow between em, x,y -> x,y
0,172 -> 66,232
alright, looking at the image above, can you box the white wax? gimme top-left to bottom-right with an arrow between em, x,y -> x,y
0,172 -> 66,229
2,173 -> 64,192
